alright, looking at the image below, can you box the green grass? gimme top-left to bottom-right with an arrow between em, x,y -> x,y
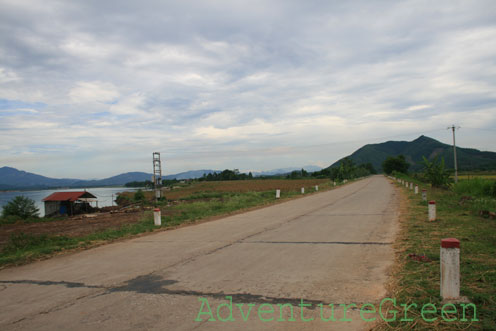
0,187 -> 313,267
376,177 -> 496,330
453,178 -> 496,198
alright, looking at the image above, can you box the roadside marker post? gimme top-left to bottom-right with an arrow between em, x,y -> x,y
154,208 -> 162,226
315,185 -> 319,191
333,181 -> 336,186
428,201 -> 436,221
422,189 -> 427,201
409,182 -> 413,190
301,187 -> 305,194
276,189 -> 280,199
415,185 -> 419,194
405,181 -> 409,188
441,238 -> 460,300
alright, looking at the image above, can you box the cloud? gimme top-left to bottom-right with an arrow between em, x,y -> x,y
0,0 -> 495,178
69,81 -> 119,104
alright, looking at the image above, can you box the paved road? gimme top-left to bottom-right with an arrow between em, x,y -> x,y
0,176 -> 399,330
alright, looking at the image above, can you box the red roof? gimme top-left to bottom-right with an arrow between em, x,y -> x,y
42,191 -> 97,202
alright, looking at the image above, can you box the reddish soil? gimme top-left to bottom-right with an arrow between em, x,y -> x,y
0,211 -> 144,247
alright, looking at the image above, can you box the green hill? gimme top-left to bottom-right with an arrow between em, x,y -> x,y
329,135 -> 496,172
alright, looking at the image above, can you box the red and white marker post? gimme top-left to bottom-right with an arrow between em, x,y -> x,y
153,208 -> 161,226
428,200 -> 436,221
441,238 -> 460,300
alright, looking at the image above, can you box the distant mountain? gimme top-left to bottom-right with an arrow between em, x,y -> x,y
329,135 -> 496,172
71,172 -> 153,187
164,169 -> 218,180
252,165 -> 322,176
0,167 -> 81,189
0,167 -> 221,190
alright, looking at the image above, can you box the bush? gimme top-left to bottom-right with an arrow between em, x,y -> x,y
382,155 -> 409,174
134,189 -> 145,202
0,215 -> 22,225
2,196 -> 39,219
421,156 -> 452,188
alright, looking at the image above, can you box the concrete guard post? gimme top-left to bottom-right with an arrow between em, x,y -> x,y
315,185 -> 319,191
415,185 -> 419,194
276,189 -> 280,199
422,189 -> 427,201
409,182 -> 413,190
441,238 -> 460,300
301,187 -> 305,194
428,201 -> 436,221
333,181 -> 336,186
154,208 -> 161,226
405,181 -> 409,188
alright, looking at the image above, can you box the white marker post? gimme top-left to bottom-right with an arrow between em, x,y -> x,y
153,208 -> 161,226
441,238 -> 460,300
428,200 -> 436,221
405,181 -> 409,188
301,187 -> 305,194
422,189 -> 427,201
409,182 -> 413,190
276,189 -> 280,199
415,185 -> 419,194
315,185 -> 319,191
333,181 -> 336,186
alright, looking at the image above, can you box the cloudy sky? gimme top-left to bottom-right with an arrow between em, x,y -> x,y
1,0 -> 495,179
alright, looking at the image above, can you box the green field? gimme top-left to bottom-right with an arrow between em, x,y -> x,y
377,176 -> 496,330
0,178 -> 338,267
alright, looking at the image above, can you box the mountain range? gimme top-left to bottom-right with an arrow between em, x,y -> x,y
329,135 -> 496,172
2,135 -> 494,189
0,166 -> 322,190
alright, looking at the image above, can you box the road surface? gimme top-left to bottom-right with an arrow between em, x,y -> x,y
0,175 -> 399,330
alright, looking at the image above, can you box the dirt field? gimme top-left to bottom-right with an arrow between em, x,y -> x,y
132,178 -> 330,200
0,179 -> 330,248
0,210 -> 144,247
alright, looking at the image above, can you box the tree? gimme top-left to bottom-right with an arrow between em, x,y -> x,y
2,196 -> 39,219
362,163 -> 377,174
382,155 -> 409,174
422,156 -> 452,188
134,189 -> 145,202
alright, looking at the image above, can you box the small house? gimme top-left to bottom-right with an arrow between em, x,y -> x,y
42,191 -> 97,217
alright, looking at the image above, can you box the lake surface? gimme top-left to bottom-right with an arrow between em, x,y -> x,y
0,187 -> 140,217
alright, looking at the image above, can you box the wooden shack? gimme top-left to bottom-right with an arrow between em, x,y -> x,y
42,191 -> 97,217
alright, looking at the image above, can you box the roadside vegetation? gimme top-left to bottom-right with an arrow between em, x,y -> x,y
311,157 -> 377,180
0,178 -> 347,267
377,172 -> 496,330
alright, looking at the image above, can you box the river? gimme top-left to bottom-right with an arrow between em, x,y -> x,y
0,187 -> 141,217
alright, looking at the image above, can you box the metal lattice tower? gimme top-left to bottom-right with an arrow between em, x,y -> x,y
152,152 -> 162,198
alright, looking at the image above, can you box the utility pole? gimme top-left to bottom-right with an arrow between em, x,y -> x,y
152,152 -> 162,201
448,125 -> 459,183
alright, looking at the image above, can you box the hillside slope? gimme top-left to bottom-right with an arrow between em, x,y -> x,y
329,135 -> 496,172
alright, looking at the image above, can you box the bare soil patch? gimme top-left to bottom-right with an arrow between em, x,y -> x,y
0,211 -> 144,247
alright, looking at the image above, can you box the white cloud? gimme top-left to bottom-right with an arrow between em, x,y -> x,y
0,0 -> 495,177
69,81 -> 120,104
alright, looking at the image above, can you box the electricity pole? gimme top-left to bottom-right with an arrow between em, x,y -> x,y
153,152 -> 162,201
448,125 -> 459,183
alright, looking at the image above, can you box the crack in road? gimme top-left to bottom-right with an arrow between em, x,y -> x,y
240,241 -> 392,245
1,179 -> 380,326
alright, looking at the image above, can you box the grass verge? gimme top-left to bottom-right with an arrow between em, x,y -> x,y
0,181 -> 340,268
375,176 -> 496,330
